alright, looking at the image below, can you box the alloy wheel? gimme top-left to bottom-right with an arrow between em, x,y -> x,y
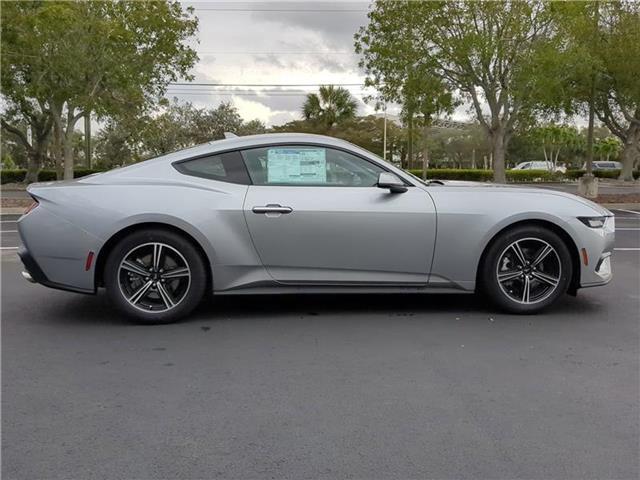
496,237 -> 562,305
118,242 -> 191,313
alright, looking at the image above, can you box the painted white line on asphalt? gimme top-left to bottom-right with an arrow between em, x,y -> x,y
614,248 -> 640,251
0,247 -> 18,250
0,221 -> 18,224
615,209 -> 640,216
1,230 -> 18,233
616,228 -> 640,231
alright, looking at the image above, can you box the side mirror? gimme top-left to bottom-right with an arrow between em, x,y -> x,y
377,172 -> 407,193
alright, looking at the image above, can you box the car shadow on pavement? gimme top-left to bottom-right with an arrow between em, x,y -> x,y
43,287 -> 609,327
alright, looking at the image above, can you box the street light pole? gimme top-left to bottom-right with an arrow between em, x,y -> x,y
383,103 -> 387,161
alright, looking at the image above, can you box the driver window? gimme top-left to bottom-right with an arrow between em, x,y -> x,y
240,145 -> 384,187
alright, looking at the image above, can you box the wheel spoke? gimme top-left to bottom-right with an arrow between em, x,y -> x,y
129,281 -> 153,305
511,241 -> 528,266
498,270 -> 522,283
121,260 -> 149,277
521,276 -> 531,303
152,243 -> 163,270
531,270 -> 559,287
161,267 -> 190,279
156,282 -> 175,308
532,244 -> 553,267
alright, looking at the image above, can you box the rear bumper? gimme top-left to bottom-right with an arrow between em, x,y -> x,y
18,246 -> 95,294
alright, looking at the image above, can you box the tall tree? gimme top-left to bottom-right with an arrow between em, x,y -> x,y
356,1 -> 553,182
593,3 -> 640,180
538,2 -> 639,181
1,1 -> 198,180
355,30 -> 455,174
302,85 -> 358,130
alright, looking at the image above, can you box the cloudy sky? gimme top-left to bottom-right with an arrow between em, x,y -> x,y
171,0 -> 389,126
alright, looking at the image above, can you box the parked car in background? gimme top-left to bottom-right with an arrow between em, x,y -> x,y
511,161 -> 567,173
582,161 -> 623,171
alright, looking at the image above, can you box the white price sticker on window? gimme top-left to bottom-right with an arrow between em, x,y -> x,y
267,148 -> 326,184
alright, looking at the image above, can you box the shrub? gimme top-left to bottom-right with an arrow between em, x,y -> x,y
505,170 -> 564,182
0,169 -> 27,184
406,168 -> 562,182
566,169 -> 640,180
1,168 -> 105,184
407,168 -> 494,181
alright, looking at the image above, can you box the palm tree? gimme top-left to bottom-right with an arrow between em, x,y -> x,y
302,85 -> 358,129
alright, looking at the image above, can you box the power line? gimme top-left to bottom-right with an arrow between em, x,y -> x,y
168,82 -> 365,87
165,91 -> 368,97
196,51 -> 354,55
191,8 -> 367,12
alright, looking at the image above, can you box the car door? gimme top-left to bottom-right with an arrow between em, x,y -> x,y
241,144 -> 436,285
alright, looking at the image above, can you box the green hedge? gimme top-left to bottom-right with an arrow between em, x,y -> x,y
1,168 -> 103,184
2,167 -> 638,185
407,168 -> 563,182
565,169 -> 640,180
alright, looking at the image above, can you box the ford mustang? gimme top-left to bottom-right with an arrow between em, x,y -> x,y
17,133 -> 614,323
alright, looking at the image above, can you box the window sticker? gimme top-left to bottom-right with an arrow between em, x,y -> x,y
267,148 -> 326,184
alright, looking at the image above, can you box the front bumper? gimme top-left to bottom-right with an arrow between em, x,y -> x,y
576,216 -> 615,288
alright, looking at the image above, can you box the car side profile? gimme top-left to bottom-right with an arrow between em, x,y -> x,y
511,161 -> 567,173
18,133 -> 614,323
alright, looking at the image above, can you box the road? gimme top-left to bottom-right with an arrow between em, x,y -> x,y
2,210 -> 639,479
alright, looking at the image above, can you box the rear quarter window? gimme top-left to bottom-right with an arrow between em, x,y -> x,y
173,151 -> 250,184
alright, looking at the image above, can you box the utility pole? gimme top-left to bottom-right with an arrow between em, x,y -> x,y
84,112 -> 92,168
383,103 -> 387,161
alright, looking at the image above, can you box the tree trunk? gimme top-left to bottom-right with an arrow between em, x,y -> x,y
63,108 -> 79,180
84,113 -> 92,168
63,129 -> 75,180
491,132 -> 506,183
585,87 -> 596,176
24,151 -> 42,184
422,126 -> 429,180
619,123 -> 639,181
53,121 -> 64,180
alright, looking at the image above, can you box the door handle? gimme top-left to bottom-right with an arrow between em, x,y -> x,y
252,204 -> 293,214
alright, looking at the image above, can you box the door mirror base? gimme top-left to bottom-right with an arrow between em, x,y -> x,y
377,172 -> 408,193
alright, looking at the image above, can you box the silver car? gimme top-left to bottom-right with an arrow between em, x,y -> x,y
18,133 -> 614,323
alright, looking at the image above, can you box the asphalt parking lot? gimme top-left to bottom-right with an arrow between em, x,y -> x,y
2,210 -> 639,479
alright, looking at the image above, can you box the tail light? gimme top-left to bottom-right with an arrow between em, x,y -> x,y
23,199 -> 39,216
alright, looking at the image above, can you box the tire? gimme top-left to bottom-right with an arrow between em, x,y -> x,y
104,229 -> 207,324
480,225 -> 572,314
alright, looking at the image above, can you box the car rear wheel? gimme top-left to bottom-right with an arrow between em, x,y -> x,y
104,229 -> 207,324
481,226 -> 572,314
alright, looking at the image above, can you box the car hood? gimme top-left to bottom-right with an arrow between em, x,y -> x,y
428,180 -> 612,216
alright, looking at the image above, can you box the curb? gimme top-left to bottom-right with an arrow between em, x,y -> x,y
1,207 -> 26,215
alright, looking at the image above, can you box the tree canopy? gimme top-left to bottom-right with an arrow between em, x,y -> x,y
1,0 -> 198,179
302,85 -> 358,130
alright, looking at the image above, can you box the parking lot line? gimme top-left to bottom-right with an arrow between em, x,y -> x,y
0,247 -> 19,250
614,248 -> 640,251
614,209 -> 640,216
616,228 -> 640,231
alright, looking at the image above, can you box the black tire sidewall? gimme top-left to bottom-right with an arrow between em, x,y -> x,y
104,229 -> 207,324
481,226 -> 572,314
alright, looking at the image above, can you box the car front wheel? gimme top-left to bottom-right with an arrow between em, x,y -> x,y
481,225 -> 573,314
104,229 -> 207,324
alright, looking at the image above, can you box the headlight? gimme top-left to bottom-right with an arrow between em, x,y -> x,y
578,216 -> 612,228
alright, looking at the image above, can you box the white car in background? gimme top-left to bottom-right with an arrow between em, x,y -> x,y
582,161 -> 622,171
511,161 -> 567,173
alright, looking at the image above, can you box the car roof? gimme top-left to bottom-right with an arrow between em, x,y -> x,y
92,132 -> 397,181
154,133 -> 363,164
